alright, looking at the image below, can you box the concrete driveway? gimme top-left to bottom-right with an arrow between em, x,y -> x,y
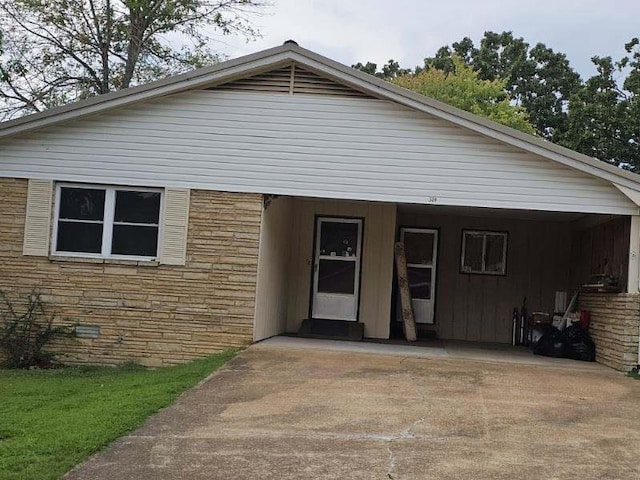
65,342 -> 640,480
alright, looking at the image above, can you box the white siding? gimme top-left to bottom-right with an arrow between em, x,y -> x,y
253,196 -> 293,341
0,90 -> 636,215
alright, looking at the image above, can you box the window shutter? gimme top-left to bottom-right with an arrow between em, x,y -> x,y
160,188 -> 190,265
23,179 -> 53,256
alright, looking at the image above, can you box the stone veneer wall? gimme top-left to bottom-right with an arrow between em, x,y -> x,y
580,292 -> 640,371
0,177 -> 262,366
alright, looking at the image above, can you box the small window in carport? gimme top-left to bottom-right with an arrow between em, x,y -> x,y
461,230 -> 507,275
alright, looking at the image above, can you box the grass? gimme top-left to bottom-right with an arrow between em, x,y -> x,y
0,351 -> 236,480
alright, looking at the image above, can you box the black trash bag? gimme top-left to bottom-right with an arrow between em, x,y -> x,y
529,323 -> 554,347
561,325 -> 596,362
533,327 -> 565,358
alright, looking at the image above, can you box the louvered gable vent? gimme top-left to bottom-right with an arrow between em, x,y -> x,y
213,64 -> 370,98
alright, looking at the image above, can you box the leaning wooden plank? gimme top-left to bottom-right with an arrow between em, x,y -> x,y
395,241 -> 417,342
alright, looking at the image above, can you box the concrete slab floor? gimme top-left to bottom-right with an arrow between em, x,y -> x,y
259,336 -> 606,371
64,345 -> 640,480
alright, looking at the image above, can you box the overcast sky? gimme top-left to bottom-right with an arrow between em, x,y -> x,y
220,0 -> 640,80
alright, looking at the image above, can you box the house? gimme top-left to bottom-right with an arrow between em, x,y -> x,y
1,42 -> 639,370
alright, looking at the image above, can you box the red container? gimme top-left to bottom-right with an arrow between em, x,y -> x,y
579,310 -> 591,330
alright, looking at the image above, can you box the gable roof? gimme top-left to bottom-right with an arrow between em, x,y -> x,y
1,41 -> 640,195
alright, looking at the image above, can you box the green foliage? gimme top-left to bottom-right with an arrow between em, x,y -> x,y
0,290 -> 73,368
422,32 -> 639,169
0,351 -> 236,480
423,31 -> 582,141
352,59 -> 412,80
561,40 -> 640,171
392,56 -> 536,134
0,0 -> 269,118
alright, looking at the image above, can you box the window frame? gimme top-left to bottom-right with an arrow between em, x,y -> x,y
460,230 -> 508,276
51,183 -> 164,261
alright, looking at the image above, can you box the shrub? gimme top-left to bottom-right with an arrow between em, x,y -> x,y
0,290 -> 73,368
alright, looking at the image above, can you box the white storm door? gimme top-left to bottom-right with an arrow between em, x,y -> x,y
311,217 -> 363,321
401,228 -> 438,324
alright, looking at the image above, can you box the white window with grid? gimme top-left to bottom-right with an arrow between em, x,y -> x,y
52,184 -> 162,260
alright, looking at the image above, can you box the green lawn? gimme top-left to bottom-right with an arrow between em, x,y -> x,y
0,351 -> 236,480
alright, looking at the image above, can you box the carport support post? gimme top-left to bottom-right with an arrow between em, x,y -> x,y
628,215 -> 640,294
629,215 -> 640,370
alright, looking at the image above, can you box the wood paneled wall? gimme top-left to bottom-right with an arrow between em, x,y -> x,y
570,216 -> 630,291
276,199 -> 630,345
396,208 -> 573,343
286,198 -> 396,339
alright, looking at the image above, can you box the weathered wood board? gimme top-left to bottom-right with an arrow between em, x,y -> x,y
395,241 -> 417,342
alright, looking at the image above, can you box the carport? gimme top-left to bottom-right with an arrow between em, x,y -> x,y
254,193 -> 640,371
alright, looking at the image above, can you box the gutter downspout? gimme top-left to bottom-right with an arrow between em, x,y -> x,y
630,215 -> 640,370
637,321 -> 640,372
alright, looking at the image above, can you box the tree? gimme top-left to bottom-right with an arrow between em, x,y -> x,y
392,56 -> 536,134
353,33 -> 640,171
352,59 -> 411,80
423,31 -> 582,141
561,39 -> 640,171
0,0 -> 269,119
